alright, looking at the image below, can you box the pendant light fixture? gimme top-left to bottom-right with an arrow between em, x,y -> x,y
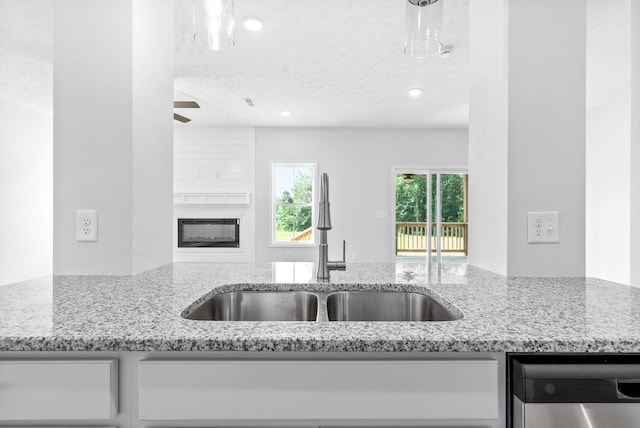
192,0 -> 235,51
404,0 -> 444,59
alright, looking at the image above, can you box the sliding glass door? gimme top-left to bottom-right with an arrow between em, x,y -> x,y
395,170 -> 467,263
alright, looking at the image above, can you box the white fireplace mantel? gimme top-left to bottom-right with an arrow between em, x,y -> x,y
173,193 -> 251,206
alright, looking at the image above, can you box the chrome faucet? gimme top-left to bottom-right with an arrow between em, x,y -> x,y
317,172 -> 346,281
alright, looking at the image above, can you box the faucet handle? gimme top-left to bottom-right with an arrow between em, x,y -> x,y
327,240 -> 347,273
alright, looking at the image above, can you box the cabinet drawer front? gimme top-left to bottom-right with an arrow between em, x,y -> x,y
0,360 -> 118,420
139,360 -> 498,421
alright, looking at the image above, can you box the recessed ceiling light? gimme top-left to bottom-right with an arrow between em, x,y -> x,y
408,88 -> 423,97
243,17 -> 263,32
280,111 -> 291,117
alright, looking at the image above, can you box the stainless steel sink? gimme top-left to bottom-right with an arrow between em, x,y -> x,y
182,289 -> 462,322
326,291 -> 461,321
183,291 -> 318,321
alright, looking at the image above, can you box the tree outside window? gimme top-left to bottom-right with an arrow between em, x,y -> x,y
273,164 -> 315,244
395,174 -> 465,223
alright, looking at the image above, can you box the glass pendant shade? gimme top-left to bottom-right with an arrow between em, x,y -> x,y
193,0 -> 235,51
404,0 -> 444,58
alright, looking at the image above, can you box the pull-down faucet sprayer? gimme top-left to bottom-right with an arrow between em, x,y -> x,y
317,173 -> 346,281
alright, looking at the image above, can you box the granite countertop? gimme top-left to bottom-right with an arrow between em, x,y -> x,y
1,261 -> 640,352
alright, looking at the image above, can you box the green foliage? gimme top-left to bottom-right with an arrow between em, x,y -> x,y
291,171 -> 312,204
278,190 -> 294,204
275,170 -> 313,240
439,174 -> 465,222
396,174 -> 465,224
396,175 -> 427,223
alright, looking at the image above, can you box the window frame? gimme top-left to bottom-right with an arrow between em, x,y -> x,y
270,161 -> 317,247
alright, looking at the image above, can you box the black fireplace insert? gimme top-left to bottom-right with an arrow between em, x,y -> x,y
177,218 -> 240,248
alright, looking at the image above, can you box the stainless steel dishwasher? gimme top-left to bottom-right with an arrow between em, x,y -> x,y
510,354 -> 640,428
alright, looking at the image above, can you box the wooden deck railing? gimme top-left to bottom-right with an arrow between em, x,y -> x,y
292,227 -> 313,242
396,222 -> 468,255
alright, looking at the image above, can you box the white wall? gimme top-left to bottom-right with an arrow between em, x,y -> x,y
53,0 -> 173,275
632,0 -> 640,287
132,0 -> 174,273
469,0 -> 586,277
586,0 -> 631,285
586,101 -> 630,285
506,0 -> 586,277
255,127 -> 468,263
173,127 -> 255,262
467,0 -> 509,276
0,99 -> 52,286
54,0 -> 133,275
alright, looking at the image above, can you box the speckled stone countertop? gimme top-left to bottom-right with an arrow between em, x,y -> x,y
1,262 -> 640,352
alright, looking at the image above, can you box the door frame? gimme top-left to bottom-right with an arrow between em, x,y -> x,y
390,165 -> 468,262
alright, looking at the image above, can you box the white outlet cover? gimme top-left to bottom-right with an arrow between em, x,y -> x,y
527,211 -> 559,244
76,209 -> 98,242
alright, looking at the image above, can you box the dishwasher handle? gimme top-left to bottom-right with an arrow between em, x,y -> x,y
617,379 -> 640,399
513,361 -> 640,403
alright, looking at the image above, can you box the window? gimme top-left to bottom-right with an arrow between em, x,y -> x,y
272,163 -> 315,245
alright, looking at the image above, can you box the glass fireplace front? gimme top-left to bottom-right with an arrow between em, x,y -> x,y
177,218 -> 240,248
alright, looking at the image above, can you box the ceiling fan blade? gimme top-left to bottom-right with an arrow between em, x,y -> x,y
174,113 -> 191,123
173,101 -> 200,109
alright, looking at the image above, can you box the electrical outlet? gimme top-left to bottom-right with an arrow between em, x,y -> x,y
351,251 -> 358,261
76,210 -> 98,242
527,211 -> 559,244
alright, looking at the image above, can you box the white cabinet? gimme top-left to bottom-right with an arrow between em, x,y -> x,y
139,359 -> 498,422
0,359 -> 118,421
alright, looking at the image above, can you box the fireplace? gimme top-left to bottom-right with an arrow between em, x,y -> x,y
177,218 -> 240,248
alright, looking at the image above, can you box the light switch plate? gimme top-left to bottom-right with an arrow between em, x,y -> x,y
527,211 -> 559,244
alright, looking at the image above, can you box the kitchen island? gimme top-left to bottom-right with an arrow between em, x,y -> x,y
1,262 -> 640,428
1,261 -> 639,352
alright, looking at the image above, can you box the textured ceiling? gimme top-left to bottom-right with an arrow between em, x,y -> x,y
0,0 -> 52,114
0,0 -> 632,127
173,0 -> 470,128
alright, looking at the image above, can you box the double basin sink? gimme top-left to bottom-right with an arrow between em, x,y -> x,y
182,290 -> 462,322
